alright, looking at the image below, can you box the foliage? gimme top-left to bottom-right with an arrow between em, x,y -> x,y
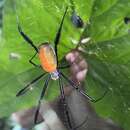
0,0 -> 130,129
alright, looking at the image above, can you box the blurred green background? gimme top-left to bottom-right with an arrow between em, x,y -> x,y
0,0 -> 130,130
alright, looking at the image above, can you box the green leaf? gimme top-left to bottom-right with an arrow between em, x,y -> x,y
82,0 -> 130,129
0,0 -> 86,116
88,0 -> 130,42
0,0 -> 130,130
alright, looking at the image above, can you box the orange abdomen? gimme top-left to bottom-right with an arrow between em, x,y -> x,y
38,43 -> 57,73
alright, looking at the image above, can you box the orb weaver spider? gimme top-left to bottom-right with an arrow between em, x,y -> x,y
16,6 -> 107,129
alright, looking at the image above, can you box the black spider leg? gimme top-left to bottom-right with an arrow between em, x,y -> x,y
16,16 -> 38,53
58,65 -> 70,69
59,77 -> 74,130
18,24 -> 38,52
58,56 -> 71,69
29,52 -> 40,67
16,73 -> 47,97
59,74 -> 88,130
60,72 -> 108,103
13,0 -> 38,52
34,75 -> 51,124
54,6 -> 68,66
58,61 -> 76,69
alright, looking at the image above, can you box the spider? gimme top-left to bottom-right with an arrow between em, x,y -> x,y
16,6 -> 107,130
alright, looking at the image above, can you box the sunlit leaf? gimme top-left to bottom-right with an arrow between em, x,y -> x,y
0,0 -> 130,129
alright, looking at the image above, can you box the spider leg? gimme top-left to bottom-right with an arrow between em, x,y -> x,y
34,75 -> 51,124
58,56 -> 70,69
60,72 -> 108,103
59,76 -> 88,130
17,23 -> 38,53
59,77 -> 73,129
16,73 -> 47,97
58,64 -> 70,69
14,1 -> 38,52
54,7 -> 68,65
29,52 -> 40,67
